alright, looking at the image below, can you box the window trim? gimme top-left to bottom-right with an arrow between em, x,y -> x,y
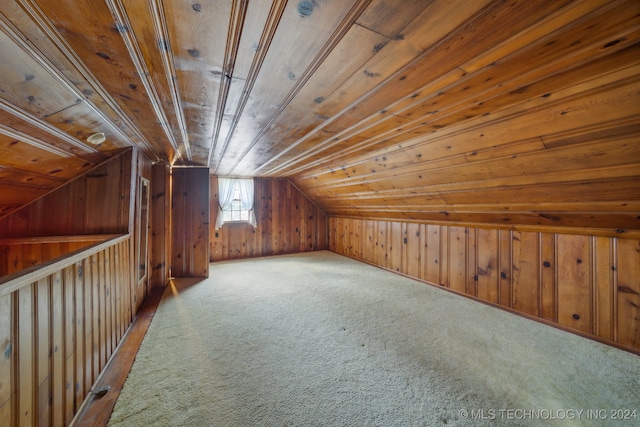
216,177 -> 257,229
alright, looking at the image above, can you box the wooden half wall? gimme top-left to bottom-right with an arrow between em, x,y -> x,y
0,236 -> 133,426
0,147 -> 165,291
210,177 -> 328,261
330,217 -> 640,354
0,235 -> 118,277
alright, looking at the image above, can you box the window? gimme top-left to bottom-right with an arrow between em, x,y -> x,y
222,180 -> 250,222
215,177 -> 257,229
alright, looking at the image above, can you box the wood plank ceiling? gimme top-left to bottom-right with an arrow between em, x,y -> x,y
0,0 -> 639,231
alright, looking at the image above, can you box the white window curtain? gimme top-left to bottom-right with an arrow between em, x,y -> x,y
215,177 -> 257,229
215,178 -> 236,230
237,178 -> 257,228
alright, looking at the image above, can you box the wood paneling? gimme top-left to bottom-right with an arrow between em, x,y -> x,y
171,168 -> 209,277
0,236 -> 115,277
150,163 -> 170,288
557,234 -> 592,333
330,217 -> 640,353
0,1 -> 638,236
0,150 -> 133,237
210,177 -> 328,261
0,236 -> 133,427
131,151 -> 153,310
617,238 -> 640,349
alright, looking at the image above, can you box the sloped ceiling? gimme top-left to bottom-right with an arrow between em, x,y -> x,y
0,0 -> 639,231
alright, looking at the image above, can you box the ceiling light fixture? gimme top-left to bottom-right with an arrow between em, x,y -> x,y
87,132 -> 106,145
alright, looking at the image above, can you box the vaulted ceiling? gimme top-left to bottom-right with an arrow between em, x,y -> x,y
1,0 -> 639,232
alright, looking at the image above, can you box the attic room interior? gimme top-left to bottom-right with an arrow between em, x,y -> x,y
0,0 -> 639,425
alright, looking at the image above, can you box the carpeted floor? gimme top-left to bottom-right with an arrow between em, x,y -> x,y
108,251 -> 639,426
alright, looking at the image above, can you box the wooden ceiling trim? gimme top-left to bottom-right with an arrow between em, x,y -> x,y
310,10 -> 637,178
314,172 -> 640,210
295,59 -> 640,188
0,136 -> 93,181
304,178 -> 640,231
105,0 -> 185,162
222,0 -> 249,81
27,0 -> 175,161
44,104 -> 137,156
0,99 -> 105,158
297,108 -> 639,193
207,0 -> 249,167
213,0 -> 372,175
397,26 -> 640,129
161,0 -> 234,165
229,25 -> 393,177
14,0 -> 159,159
297,137 -> 546,190
208,1 -> 276,168
0,1 -> 637,229
147,0 -> 192,160
305,123 -> 640,192
265,68 -> 470,178
224,0 -> 374,177
302,168 -> 640,217
312,0 -> 495,125
278,3 -> 640,178
0,24 -> 80,120
211,0 -> 288,174
259,0 -> 573,177
317,178 -> 640,217
299,136 -> 640,201
398,44 -> 640,128
0,12 -> 82,105
0,122 -> 71,158
381,63 -> 640,151
0,11 -> 141,158
318,0 -> 565,125
255,0 -> 492,177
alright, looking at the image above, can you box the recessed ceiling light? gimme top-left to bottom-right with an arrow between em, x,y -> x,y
87,132 -> 106,145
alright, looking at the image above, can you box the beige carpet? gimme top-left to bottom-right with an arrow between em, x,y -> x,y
108,251 -> 639,426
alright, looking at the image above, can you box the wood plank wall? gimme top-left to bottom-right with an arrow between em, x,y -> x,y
171,168 -> 210,277
330,217 -> 640,353
0,148 -> 158,304
150,163 -> 170,289
131,150 -> 153,310
0,237 -> 112,277
0,150 -> 133,237
0,236 -> 133,427
210,177 -> 328,261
